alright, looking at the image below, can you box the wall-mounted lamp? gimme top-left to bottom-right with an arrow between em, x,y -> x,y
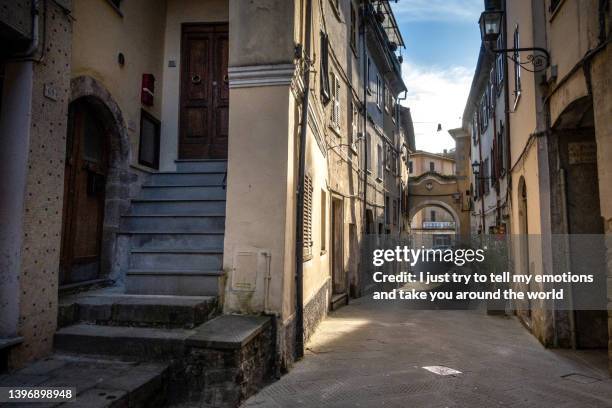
479,10 -> 550,72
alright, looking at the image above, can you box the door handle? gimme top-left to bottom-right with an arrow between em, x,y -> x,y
191,74 -> 202,84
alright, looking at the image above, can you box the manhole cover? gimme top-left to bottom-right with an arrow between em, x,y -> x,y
561,373 -> 601,384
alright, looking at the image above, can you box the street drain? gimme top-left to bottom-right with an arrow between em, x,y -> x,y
422,366 -> 462,376
561,373 -> 601,384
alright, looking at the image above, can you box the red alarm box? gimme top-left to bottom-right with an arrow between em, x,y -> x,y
141,74 -> 155,106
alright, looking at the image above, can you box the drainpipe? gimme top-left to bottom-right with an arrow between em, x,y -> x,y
361,2 -> 369,280
477,112 -> 486,234
13,0 -> 41,59
295,0 -> 312,361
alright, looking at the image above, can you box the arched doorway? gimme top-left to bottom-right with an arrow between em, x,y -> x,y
60,76 -> 131,286
553,96 -> 606,349
517,176 -> 532,323
60,98 -> 109,284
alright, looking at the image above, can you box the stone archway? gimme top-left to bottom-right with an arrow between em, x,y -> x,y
409,199 -> 461,234
69,76 -> 131,282
407,173 -> 470,237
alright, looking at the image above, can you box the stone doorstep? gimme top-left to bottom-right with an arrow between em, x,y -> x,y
0,355 -> 168,408
186,315 -> 272,350
58,293 -> 218,329
55,315 -> 272,359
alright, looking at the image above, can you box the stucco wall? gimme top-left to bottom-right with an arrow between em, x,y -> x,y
71,0 -> 166,167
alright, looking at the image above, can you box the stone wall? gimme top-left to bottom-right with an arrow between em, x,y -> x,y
303,279 -> 330,345
11,0 -> 72,367
180,319 -> 275,407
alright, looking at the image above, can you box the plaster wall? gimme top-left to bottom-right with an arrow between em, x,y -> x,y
71,0 -> 166,168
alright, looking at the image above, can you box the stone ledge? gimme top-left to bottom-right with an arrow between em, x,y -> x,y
187,315 -> 271,350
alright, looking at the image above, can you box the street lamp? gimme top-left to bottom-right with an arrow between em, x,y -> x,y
479,10 -> 503,43
471,160 -> 481,177
478,10 -> 550,72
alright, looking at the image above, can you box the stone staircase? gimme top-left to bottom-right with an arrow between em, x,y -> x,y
46,160 -> 275,407
122,159 -> 228,296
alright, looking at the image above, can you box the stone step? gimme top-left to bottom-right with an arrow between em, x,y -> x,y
129,232 -> 225,251
0,355 -> 168,408
175,159 -> 227,172
126,269 -> 223,296
121,214 -> 225,233
129,199 -> 226,215
129,249 -> 223,270
58,292 -> 218,329
55,324 -> 195,360
147,172 -> 226,186
139,185 -> 226,201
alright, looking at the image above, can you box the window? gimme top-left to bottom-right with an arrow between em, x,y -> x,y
430,210 -> 436,222
330,73 -> 341,130
408,161 -> 413,173
383,82 -> 387,112
303,175 -> 314,260
495,33 -> 505,87
513,26 -> 522,99
376,75 -> 382,109
429,161 -> 435,172
385,196 -> 390,224
393,200 -> 398,225
489,68 -> 495,117
377,144 -> 383,179
350,3 -> 357,51
321,190 -> 327,252
483,158 -> 490,195
472,113 -> 479,145
366,57 -> 372,93
366,133 -> 372,171
351,102 -> 357,147
138,110 -> 161,169
320,32 -> 331,104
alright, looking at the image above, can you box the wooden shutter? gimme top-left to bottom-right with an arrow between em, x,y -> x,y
332,74 -> 341,128
303,174 -> 314,260
320,32 -> 330,104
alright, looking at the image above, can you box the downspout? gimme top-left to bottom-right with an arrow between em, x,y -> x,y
295,0 -> 312,361
12,0 -> 41,59
362,4 -> 369,238
477,112 -> 486,233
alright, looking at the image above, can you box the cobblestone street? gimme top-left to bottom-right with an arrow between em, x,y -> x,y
243,298 -> 612,407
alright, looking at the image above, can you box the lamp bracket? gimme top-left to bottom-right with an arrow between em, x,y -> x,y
490,46 -> 550,72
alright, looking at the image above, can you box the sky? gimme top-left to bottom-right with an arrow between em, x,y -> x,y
391,0 -> 482,153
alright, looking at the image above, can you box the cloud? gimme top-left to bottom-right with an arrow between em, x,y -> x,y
392,0 -> 482,22
401,62 -> 474,153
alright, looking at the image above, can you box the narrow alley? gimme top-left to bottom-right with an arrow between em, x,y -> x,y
243,299 -> 612,408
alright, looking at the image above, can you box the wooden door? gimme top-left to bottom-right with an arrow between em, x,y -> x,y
332,199 -> 345,294
179,23 -> 229,159
60,101 -> 108,285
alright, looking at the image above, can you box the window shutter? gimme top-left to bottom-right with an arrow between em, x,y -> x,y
320,32 -> 331,104
331,75 -> 341,128
303,175 -> 314,259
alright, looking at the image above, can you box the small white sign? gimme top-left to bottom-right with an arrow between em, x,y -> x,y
422,366 -> 462,376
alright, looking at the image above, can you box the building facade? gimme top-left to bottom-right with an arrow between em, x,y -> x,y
461,0 -> 612,372
0,0 -> 410,383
